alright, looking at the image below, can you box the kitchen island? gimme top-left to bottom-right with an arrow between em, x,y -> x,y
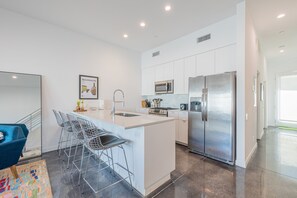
74,110 -> 175,196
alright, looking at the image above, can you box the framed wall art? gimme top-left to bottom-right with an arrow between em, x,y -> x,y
79,75 -> 98,99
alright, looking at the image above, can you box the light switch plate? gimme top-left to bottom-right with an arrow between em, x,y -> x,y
245,113 -> 248,120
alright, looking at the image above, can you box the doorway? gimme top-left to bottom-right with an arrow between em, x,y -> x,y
276,73 -> 297,128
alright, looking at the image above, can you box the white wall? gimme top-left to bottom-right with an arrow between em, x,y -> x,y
267,57 -> 297,126
0,8 -> 141,152
142,16 -> 237,67
235,1 -> 246,168
244,7 -> 259,163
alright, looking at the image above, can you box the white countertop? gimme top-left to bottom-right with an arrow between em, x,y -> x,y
73,110 -> 174,129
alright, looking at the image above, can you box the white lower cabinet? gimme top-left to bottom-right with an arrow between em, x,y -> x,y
168,111 -> 188,145
178,119 -> 188,145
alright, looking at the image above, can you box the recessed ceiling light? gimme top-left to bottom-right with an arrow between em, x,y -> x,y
165,5 -> 171,11
277,13 -> 286,19
140,22 -> 146,27
12,75 -> 17,79
280,49 -> 285,53
123,34 -> 128,38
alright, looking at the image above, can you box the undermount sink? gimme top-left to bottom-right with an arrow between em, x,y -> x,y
114,112 -> 140,117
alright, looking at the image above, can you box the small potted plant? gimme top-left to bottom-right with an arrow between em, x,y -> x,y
76,100 -> 81,111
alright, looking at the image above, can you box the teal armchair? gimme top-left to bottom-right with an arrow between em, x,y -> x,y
0,124 -> 28,178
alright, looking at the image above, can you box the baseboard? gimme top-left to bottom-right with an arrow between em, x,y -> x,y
257,129 -> 264,140
42,145 -> 58,153
245,143 -> 257,167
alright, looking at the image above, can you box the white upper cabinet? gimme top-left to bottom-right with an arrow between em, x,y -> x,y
184,56 -> 196,93
164,62 -> 174,81
155,62 -> 174,82
196,51 -> 215,76
141,44 -> 236,96
142,67 -> 155,95
214,44 -> 236,74
173,59 -> 185,94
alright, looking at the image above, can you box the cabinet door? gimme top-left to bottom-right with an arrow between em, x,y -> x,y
141,67 -> 155,95
215,45 -> 236,74
184,56 -> 196,94
168,111 -> 179,141
155,64 -> 164,82
155,62 -> 174,82
173,59 -> 185,94
175,120 -> 179,142
163,62 -> 174,81
196,51 -> 215,76
178,119 -> 188,145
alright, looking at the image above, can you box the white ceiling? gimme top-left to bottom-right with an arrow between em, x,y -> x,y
248,0 -> 297,62
0,0 -> 241,52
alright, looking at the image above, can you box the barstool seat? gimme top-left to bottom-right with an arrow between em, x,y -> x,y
89,135 -> 126,150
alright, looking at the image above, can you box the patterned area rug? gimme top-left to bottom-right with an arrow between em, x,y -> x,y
0,160 -> 52,198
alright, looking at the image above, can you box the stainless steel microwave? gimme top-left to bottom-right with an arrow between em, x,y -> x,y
155,80 -> 174,94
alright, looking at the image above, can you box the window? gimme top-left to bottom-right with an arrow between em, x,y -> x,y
278,74 -> 297,123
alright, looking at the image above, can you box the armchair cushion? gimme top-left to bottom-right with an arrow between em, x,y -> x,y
0,125 -> 27,170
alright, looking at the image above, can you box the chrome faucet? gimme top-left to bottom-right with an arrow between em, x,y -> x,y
111,89 -> 125,116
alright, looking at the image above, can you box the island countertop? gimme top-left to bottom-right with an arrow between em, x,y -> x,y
73,110 -> 174,129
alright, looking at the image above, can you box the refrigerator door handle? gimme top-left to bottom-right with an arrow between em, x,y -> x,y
205,91 -> 208,121
203,88 -> 208,122
201,93 -> 205,121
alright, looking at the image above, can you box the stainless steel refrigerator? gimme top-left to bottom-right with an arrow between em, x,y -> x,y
188,72 -> 236,165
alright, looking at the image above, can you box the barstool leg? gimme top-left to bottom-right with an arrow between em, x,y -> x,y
78,145 -> 85,185
67,134 -> 74,168
73,139 -> 80,165
110,148 -> 115,176
105,149 -> 111,173
84,149 -> 92,178
120,145 -> 133,189
58,127 -> 64,157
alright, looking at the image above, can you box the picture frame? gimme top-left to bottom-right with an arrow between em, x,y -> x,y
79,75 -> 98,99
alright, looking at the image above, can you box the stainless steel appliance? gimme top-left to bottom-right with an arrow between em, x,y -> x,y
188,72 -> 236,165
155,80 -> 174,94
149,107 -> 178,117
180,103 -> 188,111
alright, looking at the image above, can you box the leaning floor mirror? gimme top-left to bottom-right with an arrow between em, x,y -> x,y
0,71 -> 42,160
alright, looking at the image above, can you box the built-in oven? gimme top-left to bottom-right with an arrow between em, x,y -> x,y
155,80 -> 174,94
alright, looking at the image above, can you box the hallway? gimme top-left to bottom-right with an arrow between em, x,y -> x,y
250,127 -> 297,179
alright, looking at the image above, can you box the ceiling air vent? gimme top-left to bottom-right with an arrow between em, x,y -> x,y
152,51 -> 160,57
197,34 -> 211,43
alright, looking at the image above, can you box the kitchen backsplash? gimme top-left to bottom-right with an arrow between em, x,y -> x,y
142,94 -> 188,108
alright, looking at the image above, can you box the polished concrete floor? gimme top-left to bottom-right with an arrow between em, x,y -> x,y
42,127 -> 297,198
